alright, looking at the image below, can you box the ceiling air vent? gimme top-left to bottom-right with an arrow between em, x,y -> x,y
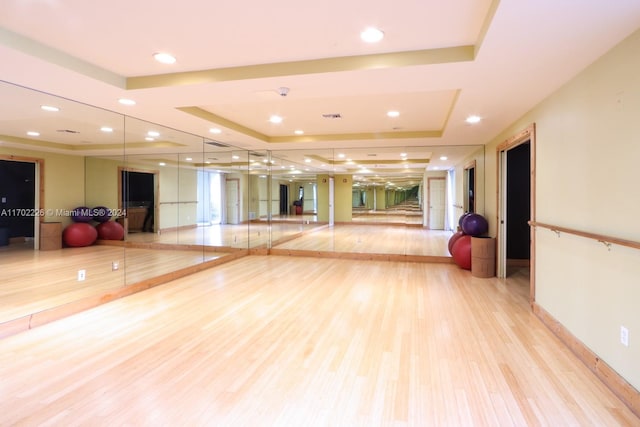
205,140 -> 229,147
57,129 -> 80,134
322,113 -> 342,119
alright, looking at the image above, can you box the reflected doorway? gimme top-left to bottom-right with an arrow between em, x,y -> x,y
120,169 -> 157,233
0,159 -> 37,248
279,184 -> 289,215
225,179 -> 239,224
427,177 -> 446,229
464,161 -> 476,213
197,171 -> 221,225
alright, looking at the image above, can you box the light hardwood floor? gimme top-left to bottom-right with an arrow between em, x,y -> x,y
0,222 -> 451,330
0,256 -> 637,426
125,220 -> 449,255
0,242 -> 230,324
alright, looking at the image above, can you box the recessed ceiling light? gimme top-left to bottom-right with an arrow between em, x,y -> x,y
305,158 -> 311,163
27,131 -> 40,137
118,98 -> 136,106
41,105 -> 59,112
185,157 -> 193,161
145,137 -> 155,141
466,115 -> 482,124
361,27 -> 384,43
100,127 -> 113,133
209,128 -> 222,134
338,153 -> 345,158
400,152 -> 407,157
153,52 -> 176,64
147,131 -> 160,137
269,115 -> 283,124
294,130 -> 304,135
232,155 -> 240,160
387,111 -> 400,118
440,156 -> 448,160
159,162 -> 166,166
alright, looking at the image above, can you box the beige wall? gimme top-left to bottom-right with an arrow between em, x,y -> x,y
482,28 -> 640,390
85,157 -> 121,213
375,187 -> 386,210
316,175 -> 330,221
86,157 -> 198,231
334,174 -> 352,222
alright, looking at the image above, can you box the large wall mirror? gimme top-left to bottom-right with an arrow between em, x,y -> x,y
0,80 -> 484,335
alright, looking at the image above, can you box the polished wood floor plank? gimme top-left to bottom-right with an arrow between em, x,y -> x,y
0,256 -> 637,426
0,243 -> 229,323
1,224 -> 450,328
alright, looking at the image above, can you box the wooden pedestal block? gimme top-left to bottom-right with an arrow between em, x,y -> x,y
40,222 -> 62,250
471,237 -> 496,278
126,207 -> 147,232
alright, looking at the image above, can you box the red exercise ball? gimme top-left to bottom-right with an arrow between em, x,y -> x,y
448,231 -> 466,255
96,220 -> 124,240
63,222 -> 98,247
451,234 -> 472,270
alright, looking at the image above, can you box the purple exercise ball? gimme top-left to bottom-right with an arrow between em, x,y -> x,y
71,206 -> 93,223
461,213 -> 488,237
92,206 -> 112,223
458,212 -> 472,227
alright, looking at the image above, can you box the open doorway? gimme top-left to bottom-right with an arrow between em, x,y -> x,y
0,157 -> 42,249
464,160 -> 476,213
497,124 -> 536,303
119,169 -> 158,233
279,184 -> 289,216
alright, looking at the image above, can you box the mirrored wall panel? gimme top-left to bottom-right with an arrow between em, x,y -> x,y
0,79 -> 485,335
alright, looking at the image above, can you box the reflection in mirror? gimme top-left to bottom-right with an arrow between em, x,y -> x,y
262,146 -> 483,257
464,160 -> 477,213
267,145 -> 484,259
0,80 -> 127,328
0,78 -> 485,336
116,116 -> 248,285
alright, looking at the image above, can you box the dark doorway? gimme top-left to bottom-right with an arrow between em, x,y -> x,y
464,163 -> 476,213
279,184 -> 289,215
0,160 -> 36,242
468,168 -> 475,212
506,141 -> 531,265
121,171 -> 155,232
